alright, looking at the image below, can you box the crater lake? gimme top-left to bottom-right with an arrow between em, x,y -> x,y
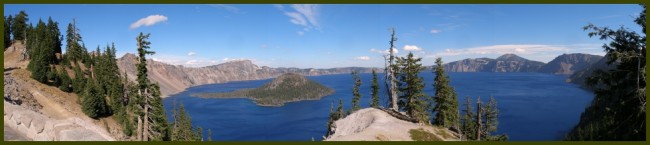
162,72 -> 593,141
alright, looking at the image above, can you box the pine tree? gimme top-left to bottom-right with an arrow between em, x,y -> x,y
58,68 -> 72,92
461,96 -> 477,140
65,19 -> 83,63
370,69 -> 380,108
81,78 -> 108,119
483,96 -> 507,141
396,52 -> 429,123
350,71 -> 362,114
432,57 -> 460,128
133,32 -> 170,141
195,127 -> 203,141
11,11 -> 28,41
336,99 -> 344,120
566,4 -> 646,141
4,16 -> 11,50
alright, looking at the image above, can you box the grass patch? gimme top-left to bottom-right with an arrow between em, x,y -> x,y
435,128 -> 454,139
409,128 -> 443,141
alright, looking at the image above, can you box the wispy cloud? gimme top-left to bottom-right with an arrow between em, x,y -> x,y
208,4 -> 242,13
403,45 -> 423,51
370,48 -> 399,55
130,15 -> 168,29
278,4 -> 320,35
187,52 -> 196,56
430,29 -> 441,34
354,56 -> 370,60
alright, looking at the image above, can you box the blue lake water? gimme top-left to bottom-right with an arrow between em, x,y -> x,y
162,72 -> 593,141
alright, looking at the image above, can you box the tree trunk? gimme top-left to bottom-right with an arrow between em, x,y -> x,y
137,116 -> 142,141
143,89 -> 149,141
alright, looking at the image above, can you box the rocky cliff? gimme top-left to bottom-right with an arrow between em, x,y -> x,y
538,53 -> 603,75
567,55 -> 616,87
116,53 -> 377,98
444,54 -> 545,72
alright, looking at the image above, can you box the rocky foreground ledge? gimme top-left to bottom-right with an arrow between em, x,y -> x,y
4,102 -> 115,141
324,108 -> 459,141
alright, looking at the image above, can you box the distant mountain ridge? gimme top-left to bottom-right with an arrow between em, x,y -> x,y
116,53 -> 378,98
442,53 -> 603,75
443,53 -> 546,72
539,53 -> 603,75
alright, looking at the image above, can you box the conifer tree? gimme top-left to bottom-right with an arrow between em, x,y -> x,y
81,78 -> 109,119
133,32 -> 170,141
461,96 -> 477,140
4,16 -> 11,49
396,52 -> 429,123
370,69 -> 380,108
65,19 -> 83,62
567,4 -> 646,141
11,11 -> 28,41
432,57 -> 460,128
336,99 -> 344,119
350,71 -> 362,113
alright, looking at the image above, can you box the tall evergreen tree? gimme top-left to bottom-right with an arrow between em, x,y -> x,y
461,96 -> 477,140
172,101 -> 196,141
11,11 -> 28,42
396,52 -> 429,123
566,4 -> 646,141
336,99 -> 344,120
133,32 -> 170,141
46,17 -> 62,62
4,16 -> 11,49
350,71 -> 362,113
481,96 -> 507,141
432,57 -> 460,128
65,19 -> 83,63
370,69 -> 380,108
81,78 -> 109,119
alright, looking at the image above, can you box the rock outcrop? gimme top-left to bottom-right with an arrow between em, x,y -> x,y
324,108 -> 459,141
4,102 -> 115,141
117,53 -> 377,98
443,54 -> 545,72
538,53 -> 603,75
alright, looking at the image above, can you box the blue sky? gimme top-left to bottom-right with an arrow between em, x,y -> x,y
4,4 -> 643,68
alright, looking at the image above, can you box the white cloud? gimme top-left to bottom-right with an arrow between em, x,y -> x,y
187,52 -> 196,56
273,4 -> 284,10
430,29 -> 441,34
354,56 -> 370,60
370,48 -> 399,55
433,44 -> 569,57
208,4 -> 241,13
280,4 -> 320,35
403,45 -> 423,51
130,15 -> 168,29
291,4 -> 319,27
297,31 -> 305,36
285,12 -> 308,26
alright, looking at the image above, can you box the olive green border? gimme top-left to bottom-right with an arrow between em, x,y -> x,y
1,0 -> 648,145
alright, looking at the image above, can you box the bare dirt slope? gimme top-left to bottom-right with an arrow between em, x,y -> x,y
3,42 -> 120,141
325,108 -> 459,141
